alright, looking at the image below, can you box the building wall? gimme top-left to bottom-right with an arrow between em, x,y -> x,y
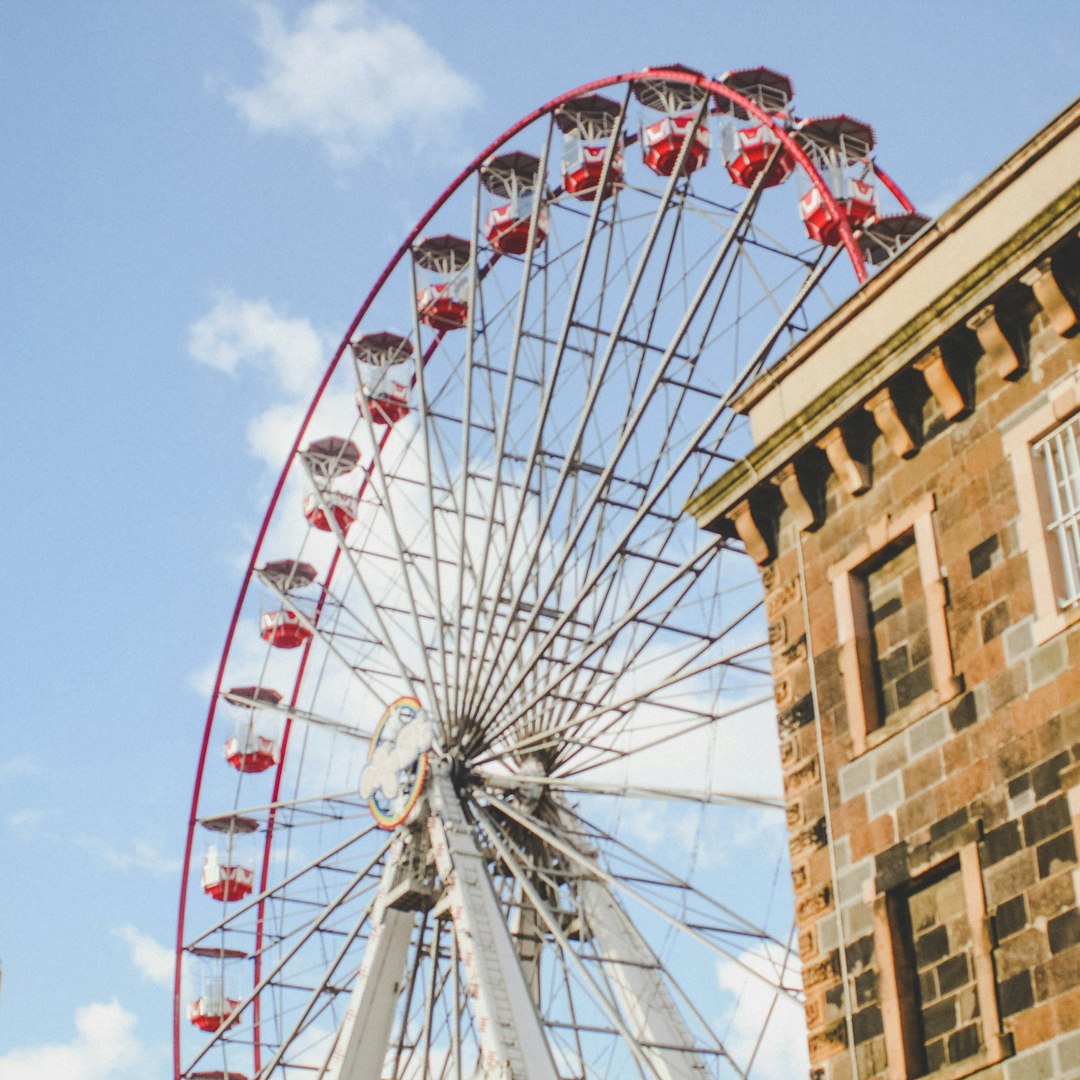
766,262 -> 1080,1078
687,100 -> 1080,1079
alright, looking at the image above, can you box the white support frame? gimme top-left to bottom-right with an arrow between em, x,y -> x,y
426,763 -> 561,1080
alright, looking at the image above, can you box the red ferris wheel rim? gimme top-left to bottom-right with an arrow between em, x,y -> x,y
173,64 -> 917,1076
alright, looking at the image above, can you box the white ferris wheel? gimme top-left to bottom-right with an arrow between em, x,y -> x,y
175,65 -> 923,1080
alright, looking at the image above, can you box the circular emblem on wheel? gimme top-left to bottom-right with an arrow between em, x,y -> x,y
359,697 -> 433,829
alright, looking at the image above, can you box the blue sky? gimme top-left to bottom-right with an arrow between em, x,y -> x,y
1,2 -> 1078,1077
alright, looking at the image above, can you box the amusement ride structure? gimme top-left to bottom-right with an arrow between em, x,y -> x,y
175,65 -> 924,1080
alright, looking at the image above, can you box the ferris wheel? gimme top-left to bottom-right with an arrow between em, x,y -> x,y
175,65 -> 923,1080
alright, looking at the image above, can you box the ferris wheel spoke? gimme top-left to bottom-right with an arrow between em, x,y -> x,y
472,532 -> 727,755
255,879 -> 390,1078
477,770 -> 783,811
554,694 -> 774,782
353,393 -> 449,732
408,264 -> 456,725
481,247 -> 837,742
221,691 -> 374,743
448,172 -> 487,725
256,570 -> 412,706
470,141 -> 769,725
472,654 -> 770,774
488,793 -> 796,996
471,803 -> 657,1079
185,823 -> 379,951
456,120 -> 557,730
185,837 -> 390,1074
563,799 -> 799,982
546,593 -> 768,772
460,99 -> 714,730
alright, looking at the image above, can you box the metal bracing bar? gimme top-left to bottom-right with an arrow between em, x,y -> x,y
499,447 -> 649,492
318,833 -> 420,1080
425,762 -> 561,1080
184,838 -> 391,1073
470,359 -> 543,387
488,795 -> 797,996
565,318 -> 698,363
186,824 -> 380,949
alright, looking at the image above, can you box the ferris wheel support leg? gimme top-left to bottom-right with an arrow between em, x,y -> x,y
427,762 -> 560,1080
319,835 -> 417,1080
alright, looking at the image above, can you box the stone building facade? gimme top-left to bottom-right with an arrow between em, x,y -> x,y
688,100 -> 1080,1078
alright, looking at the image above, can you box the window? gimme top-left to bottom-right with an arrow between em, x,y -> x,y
873,843 -> 1006,1078
830,493 -> 962,755
1033,413 -> 1080,608
863,538 -> 935,728
1002,370 -> 1080,643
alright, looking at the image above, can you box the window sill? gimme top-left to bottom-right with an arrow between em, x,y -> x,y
1032,597 -> 1080,647
856,679 -> 964,759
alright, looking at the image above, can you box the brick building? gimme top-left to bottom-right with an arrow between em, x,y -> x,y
687,99 -> 1080,1078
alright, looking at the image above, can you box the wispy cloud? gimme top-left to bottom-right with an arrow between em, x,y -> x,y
227,0 -> 481,164
0,1001 -> 150,1080
715,946 -> 809,1079
6,809 -> 179,878
71,837 -> 180,877
0,754 -> 42,781
189,292 -> 324,396
114,926 -> 174,988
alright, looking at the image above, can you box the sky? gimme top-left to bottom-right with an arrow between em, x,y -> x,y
1,2 -> 1079,1078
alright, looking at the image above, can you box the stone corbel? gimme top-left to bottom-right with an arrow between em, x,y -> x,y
1020,256 -> 1079,337
729,497 -> 771,565
865,387 -> 917,459
772,462 -> 817,531
816,427 -> 870,496
966,303 -> 1024,379
914,345 -> 968,419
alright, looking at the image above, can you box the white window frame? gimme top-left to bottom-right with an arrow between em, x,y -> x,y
1033,413 -> 1080,608
1003,369 -> 1080,644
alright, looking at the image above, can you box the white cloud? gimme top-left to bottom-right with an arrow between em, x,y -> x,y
229,0 -> 480,164
715,948 -> 809,1080
189,293 -> 325,396
114,926 -> 174,988
0,1001 -> 146,1080
71,836 -> 180,877
0,754 -> 42,780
